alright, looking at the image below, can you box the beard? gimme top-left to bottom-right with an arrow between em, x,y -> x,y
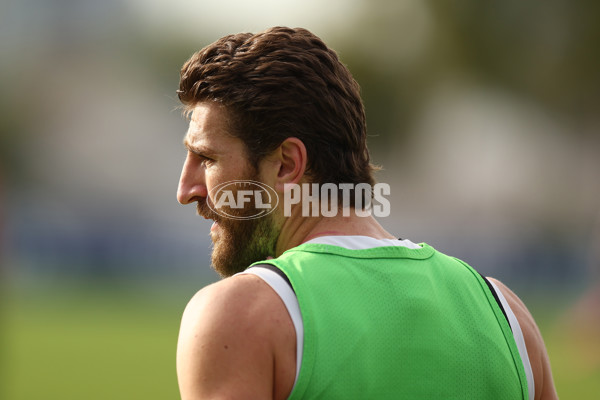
197,178 -> 280,278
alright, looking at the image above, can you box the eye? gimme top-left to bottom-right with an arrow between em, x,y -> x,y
192,151 -> 213,166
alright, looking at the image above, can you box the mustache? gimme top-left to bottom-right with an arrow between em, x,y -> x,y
196,195 -> 260,221
196,198 -> 220,221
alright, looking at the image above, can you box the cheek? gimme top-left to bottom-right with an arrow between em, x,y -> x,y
204,168 -> 231,200
205,176 -> 219,202
205,160 -> 252,201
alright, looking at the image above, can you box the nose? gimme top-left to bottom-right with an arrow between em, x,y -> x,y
177,152 -> 208,204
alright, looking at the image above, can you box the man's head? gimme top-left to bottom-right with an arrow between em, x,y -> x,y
178,26 -> 377,200
177,103 -> 280,277
177,27 -> 378,276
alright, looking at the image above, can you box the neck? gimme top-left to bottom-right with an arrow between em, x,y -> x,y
274,205 -> 395,256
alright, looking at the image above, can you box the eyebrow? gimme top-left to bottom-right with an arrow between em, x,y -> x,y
183,137 -> 218,158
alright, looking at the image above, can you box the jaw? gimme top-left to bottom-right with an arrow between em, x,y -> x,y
209,214 -> 280,277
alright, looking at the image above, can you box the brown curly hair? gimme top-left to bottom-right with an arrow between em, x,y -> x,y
178,26 -> 378,206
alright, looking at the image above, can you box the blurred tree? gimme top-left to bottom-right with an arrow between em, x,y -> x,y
434,0 -> 600,122
338,0 -> 599,148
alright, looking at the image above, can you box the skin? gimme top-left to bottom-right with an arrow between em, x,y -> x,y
489,278 -> 559,400
176,102 -> 558,400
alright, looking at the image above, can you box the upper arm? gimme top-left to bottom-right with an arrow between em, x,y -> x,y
488,278 -> 559,400
176,274 -> 296,400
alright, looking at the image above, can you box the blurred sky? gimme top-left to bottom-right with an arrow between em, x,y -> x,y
127,0 -> 363,35
1,0 -> 599,292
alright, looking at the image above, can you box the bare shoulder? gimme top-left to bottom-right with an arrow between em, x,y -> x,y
177,274 -> 296,400
488,278 -> 559,400
180,274 -> 281,332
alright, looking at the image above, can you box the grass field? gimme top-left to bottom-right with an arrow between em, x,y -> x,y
2,280 -> 599,399
2,280 -> 201,400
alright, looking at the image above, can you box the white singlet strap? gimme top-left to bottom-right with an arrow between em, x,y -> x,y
488,280 -> 535,400
237,267 -> 304,391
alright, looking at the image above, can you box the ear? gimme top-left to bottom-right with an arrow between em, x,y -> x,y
274,137 -> 307,192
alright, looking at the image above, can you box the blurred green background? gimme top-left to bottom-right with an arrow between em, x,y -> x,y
1,0 -> 599,398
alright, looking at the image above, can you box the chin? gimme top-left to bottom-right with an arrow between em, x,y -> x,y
208,213 -> 280,278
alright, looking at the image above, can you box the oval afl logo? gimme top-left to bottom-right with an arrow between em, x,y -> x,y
207,180 -> 279,220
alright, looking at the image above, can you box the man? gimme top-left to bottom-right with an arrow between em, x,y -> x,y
175,27 -> 558,399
